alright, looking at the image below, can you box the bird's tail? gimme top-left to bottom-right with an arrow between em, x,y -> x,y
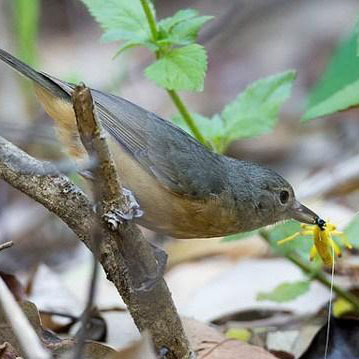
0,48 -> 67,99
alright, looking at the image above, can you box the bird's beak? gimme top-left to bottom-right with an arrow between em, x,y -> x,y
289,200 -> 318,225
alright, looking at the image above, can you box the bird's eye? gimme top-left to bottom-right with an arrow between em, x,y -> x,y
279,190 -> 289,204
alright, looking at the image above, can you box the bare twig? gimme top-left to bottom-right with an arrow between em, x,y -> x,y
71,86 -> 101,359
0,276 -> 51,359
71,84 -> 192,359
0,240 -> 13,251
72,231 -> 100,359
200,339 -> 235,359
0,88 -> 192,358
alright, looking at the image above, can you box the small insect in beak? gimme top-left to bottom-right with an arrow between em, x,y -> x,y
278,218 -> 352,266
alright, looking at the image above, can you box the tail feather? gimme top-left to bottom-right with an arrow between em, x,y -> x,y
0,48 -> 68,99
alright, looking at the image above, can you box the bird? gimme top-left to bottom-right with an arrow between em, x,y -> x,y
0,48 -> 319,239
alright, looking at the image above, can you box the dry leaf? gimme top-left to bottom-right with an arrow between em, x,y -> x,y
183,318 -> 276,359
0,342 -> 20,359
0,300 -> 115,358
0,273 -> 25,302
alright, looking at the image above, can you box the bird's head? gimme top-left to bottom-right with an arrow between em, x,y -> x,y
231,161 -> 319,230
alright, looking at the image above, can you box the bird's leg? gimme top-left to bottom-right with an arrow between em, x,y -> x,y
103,187 -> 143,231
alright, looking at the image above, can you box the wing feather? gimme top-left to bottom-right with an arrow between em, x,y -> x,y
46,76 -> 227,198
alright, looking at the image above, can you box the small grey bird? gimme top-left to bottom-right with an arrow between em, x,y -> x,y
0,48 -> 319,238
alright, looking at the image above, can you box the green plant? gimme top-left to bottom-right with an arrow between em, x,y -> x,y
80,0 -> 359,307
258,218 -> 359,307
303,31 -> 359,121
12,0 -> 40,112
13,0 -> 40,66
81,0 -> 294,152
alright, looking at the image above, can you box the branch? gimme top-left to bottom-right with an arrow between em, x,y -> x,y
0,92 -> 192,359
70,85 -> 192,358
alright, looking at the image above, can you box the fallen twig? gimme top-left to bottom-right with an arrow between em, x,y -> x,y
0,240 -> 13,252
0,276 -> 51,359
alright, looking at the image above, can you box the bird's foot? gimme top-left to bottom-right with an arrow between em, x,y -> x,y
103,188 -> 143,231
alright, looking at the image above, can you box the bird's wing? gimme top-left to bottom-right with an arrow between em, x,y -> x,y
46,76 -> 226,198
92,89 -> 227,198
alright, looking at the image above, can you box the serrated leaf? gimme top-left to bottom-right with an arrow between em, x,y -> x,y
172,70 -> 294,152
172,113 -> 226,152
303,32 -> 359,121
112,40 -> 158,58
145,44 -> 207,91
168,16 -> 213,45
159,9 -> 213,45
257,280 -> 311,303
159,9 -> 199,32
81,0 -> 154,45
221,70 -> 295,147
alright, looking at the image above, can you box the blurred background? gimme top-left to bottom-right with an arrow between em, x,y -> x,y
0,0 -> 358,356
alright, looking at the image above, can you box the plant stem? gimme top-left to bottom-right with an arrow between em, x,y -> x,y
167,89 -> 207,145
259,230 -> 359,312
287,253 -> 359,310
139,0 -> 157,41
14,0 -> 39,66
14,0 -> 40,116
139,0 -> 207,147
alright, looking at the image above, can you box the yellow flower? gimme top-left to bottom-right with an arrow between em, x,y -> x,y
278,219 -> 352,266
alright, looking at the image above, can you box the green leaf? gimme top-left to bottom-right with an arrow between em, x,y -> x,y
345,216 -> 359,248
145,44 -> 207,91
112,40 -> 158,58
172,71 -> 295,152
159,9 -> 199,31
81,0 -> 154,45
159,9 -> 213,45
172,113 -> 227,153
14,0 -> 40,66
257,280 -> 311,303
303,32 -> 359,121
221,70 -> 295,147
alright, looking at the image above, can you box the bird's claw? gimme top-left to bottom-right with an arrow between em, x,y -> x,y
103,188 -> 143,231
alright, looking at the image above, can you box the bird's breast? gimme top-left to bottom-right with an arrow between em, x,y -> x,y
111,141 -> 242,238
